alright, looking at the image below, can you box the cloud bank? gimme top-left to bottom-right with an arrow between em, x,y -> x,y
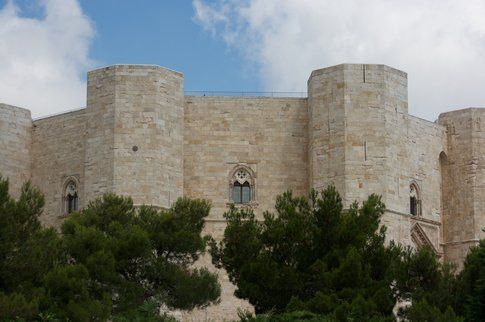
0,0 -> 94,118
194,0 -> 485,120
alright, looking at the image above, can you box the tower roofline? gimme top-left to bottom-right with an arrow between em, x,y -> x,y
438,107 -> 485,120
87,64 -> 183,77
307,63 -> 407,84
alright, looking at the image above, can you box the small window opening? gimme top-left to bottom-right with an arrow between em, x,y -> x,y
410,196 -> 418,216
64,181 -> 78,214
410,183 -> 421,216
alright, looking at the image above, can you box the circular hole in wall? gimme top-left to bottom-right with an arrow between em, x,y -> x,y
132,145 -> 138,152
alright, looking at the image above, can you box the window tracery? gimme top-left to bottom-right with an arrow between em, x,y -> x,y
63,179 -> 78,214
229,166 -> 255,205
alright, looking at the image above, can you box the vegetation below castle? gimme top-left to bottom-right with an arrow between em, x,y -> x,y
0,176 -> 484,321
0,176 -> 219,321
211,186 -> 484,322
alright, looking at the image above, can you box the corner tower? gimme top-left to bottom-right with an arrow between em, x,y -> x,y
439,108 -> 485,267
308,64 -> 445,251
84,65 -> 184,207
308,64 -> 408,208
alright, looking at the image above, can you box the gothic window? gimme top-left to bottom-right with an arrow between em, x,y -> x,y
63,180 -> 78,214
229,166 -> 255,204
410,183 -> 421,216
233,181 -> 251,203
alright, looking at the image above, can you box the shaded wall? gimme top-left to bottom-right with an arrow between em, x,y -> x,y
439,108 -> 485,268
0,104 -> 32,198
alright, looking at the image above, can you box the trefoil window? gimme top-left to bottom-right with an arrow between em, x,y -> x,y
229,167 -> 255,205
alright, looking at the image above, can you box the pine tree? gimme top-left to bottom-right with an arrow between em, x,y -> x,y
211,186 -> 399,319
0,175 -> 220,321
60,194 -> 220,317
458,239 -> 485,321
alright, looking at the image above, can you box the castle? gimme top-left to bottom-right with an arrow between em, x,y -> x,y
1,63 -> 484,320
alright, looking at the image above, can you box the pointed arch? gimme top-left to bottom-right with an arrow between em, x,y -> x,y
62,176 -> 79,215
409,181 -> 422,217
228,164 -> 256,204
439,151 -> 449,215
439,151 -> 449,242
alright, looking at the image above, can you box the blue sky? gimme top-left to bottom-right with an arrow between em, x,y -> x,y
0,0 -> 259,91
80,0 -> 259,91
1,0 -> 485,120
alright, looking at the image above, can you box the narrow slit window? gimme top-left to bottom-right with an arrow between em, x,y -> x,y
410,196 -> 418,216
241,182 -> 250,203
233,182 -> 242,204
409,183 -> 421,217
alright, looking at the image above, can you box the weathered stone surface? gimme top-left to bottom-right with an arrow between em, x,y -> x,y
31,108 -> 86,228
438,108 -> 485,268
1,63 -> 484,320
184,96 -> 309,222
0,103 -> 31,198
308,64 -> 444,252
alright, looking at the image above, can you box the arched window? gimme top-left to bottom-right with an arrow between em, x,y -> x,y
229,166 -> 255,204
410,183 -> 421,216
63,180 -> 78,214
233,181 -> 251,204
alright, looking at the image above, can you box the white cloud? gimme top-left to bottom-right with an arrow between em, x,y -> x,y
193,0 -> 485,120
0,0 -> 94,118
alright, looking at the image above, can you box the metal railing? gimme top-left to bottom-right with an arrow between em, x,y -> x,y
184,91 -> 307,98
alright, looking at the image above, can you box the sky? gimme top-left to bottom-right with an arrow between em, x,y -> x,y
0,0 -> 484,120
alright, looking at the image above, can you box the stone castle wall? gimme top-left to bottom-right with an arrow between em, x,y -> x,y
1,63 -> 484,320
184,96 -> 309,222
307,65 -> 347,198
182,96 -> 308,320
31,109 -> 86,228
308,64 -> 444,251
0,104 -> 31,198
110,65 -> 184,207
438,108 -> 485,268
74,65 -> 185,208
83,67 -> 117,202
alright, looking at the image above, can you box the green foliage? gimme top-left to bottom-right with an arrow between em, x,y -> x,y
0,177 -> 61,293
4,172 -> 485,322
211,186 -> 399,319
405,299 -> 464,322
0,292 -> 39,321
238,309 -> 332,322
457,239 -> 485,321
0,176 -> 60,321
238,309 -> 394,322
60,194 -> 220,315
112,299 -> 177,322
392,245 -> 463,321
42,263 -> 111,321
0,175 -> 219,321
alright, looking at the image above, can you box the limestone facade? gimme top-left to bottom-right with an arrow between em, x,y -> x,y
1,63 -> 484,320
